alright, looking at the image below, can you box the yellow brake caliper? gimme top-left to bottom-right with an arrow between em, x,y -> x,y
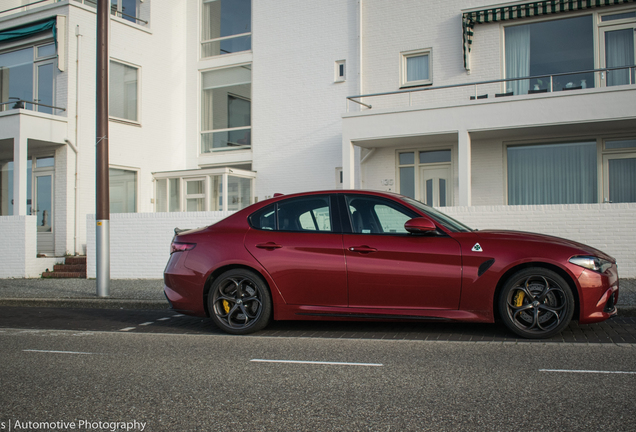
222,300 -> 230,314
513,290 -> 525,307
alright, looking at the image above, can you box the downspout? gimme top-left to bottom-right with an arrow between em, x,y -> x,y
64,25 -> 82,256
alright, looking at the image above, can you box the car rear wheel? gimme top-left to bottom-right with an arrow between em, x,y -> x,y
499,268 -> 574,339
208,269 -> 272,335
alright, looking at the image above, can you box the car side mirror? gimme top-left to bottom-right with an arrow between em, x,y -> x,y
404,217 -> 437,234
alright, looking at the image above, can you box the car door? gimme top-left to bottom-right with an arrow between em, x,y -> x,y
342,194 -> 462,310
244,194 -> 348,307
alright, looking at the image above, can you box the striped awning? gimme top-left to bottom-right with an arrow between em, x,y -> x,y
463,0 -> 636,70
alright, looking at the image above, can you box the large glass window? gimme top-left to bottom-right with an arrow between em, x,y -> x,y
109,60 -> 138,122
109,168 -> 137,213
201,65 -> 251,152
505,16 -> 594,94
0,44 -> 56,113
201,0 -> 251,58
507,142 -> 597,205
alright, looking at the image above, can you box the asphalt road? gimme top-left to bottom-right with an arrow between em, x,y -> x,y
1,308 -> 636,431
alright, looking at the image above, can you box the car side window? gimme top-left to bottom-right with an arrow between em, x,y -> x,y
345,195 -> 417,235
278,196 -> 332,232
250,204 -> 276,230
249,197 -> 333,232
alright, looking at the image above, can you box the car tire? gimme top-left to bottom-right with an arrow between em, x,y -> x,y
499,268 -> 574,339
208,269 -> 272,335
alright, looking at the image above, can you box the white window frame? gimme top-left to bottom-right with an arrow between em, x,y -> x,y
400,48 -> 433,88
109,165 -> 139,213
109,59 -> 141,124
154,167 -> 256,212
200,0 -> 252,59
184,177 -> 207,211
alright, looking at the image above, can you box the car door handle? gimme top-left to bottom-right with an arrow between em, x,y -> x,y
349,245 -> 378,253
255,242 -> 282,250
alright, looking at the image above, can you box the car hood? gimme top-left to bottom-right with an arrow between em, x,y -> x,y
474,230 -> 615,262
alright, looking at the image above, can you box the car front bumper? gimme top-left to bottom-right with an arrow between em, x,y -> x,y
577,264 -> 619,324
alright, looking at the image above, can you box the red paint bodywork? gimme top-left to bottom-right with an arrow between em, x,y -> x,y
164,190 -> 619,327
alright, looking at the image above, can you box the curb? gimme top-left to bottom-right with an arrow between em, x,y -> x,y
0,298 -> 169,310
618,305 -> 636,318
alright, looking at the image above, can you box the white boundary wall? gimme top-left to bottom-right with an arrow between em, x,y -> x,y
84,203 -> 636,279
86,212 -> 235,279
440,203 -> 636,278
0,216 -> 61,278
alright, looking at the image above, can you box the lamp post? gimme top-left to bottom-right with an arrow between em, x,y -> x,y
96,0 -> 110,297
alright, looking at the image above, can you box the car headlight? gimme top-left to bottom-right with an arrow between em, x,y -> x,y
569,256 -> 613,273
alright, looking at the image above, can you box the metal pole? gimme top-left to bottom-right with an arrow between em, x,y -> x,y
96,0 -> 110,297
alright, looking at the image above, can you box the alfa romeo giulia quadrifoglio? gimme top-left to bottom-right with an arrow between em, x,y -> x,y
164,190 -> 619,338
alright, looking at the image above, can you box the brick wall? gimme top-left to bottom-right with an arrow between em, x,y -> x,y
0,216 -> 61,277
86,212 -> 235,279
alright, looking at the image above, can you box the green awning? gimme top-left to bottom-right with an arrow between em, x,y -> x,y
462,0 -> 636,70
0,17 -> 57,44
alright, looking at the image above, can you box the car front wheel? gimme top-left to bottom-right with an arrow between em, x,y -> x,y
208,269 -> 272,335
499,268 -> 574,339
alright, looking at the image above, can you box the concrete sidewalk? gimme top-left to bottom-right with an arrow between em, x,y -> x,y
0,277 -> 634,316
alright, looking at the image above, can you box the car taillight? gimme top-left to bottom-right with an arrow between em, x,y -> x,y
170,242 -> 196,254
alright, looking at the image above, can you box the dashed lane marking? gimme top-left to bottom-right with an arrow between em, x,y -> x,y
119,327 -> 136,332
139,322 -> 154,326
540,369 -> 636,375
157,318 -> 171,321
250,359 -> 383,367
24,349 -> 95,355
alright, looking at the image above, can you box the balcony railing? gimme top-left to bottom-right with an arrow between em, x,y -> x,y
346,66 -> 636,113
0,99 -> 66,115
0,0 -> 148,25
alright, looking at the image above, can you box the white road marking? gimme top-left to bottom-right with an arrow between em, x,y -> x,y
157,317 -> 170,321
172,314 -> 185,317
540,369 -> 636,375
119,327 -> 136,332
139,322 -> 154,326
24,349 -> 94,355
250,359 -> 383,367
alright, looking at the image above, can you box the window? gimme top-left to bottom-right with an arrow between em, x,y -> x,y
111,0 -> 140,24
335,60 -> 346,82
508,142 -> 597,205
0,43 -> 57,113
201,65 -> 251,152
504,16 -> 594,94
109,60 -> 138,122
201,0 -> 251,58
185,179 -> 206,211
346,195 -> 417,235
603,138 -> 636,203
401,49 -> 432,87
249,196 -> 333,232
109,168 -> 137,213
600,11 -> 636,87
398,149 -> 452,207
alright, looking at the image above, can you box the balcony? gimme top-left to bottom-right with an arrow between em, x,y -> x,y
0,99 -> 66,116
346,66 -> 636,114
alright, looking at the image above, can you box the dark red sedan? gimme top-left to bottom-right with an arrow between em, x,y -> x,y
164,190 -> 619,338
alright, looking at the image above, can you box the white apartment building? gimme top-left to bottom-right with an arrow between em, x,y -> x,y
1,0 -> 635,278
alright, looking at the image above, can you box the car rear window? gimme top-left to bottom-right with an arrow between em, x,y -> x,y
248,196 -> 333,232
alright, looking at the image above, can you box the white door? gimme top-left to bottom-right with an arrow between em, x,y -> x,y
420,165 -> 451,207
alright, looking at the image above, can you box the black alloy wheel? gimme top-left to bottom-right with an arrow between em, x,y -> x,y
499,268 -> 574,339
208,269 -> 272,335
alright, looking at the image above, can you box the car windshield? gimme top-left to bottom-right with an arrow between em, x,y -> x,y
401,197 -> 473,233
